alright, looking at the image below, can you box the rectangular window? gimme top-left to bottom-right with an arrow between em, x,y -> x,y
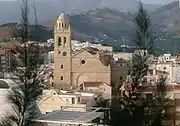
78,97 -> 80,102
64,37 -> 66,44
61,65 -> 63,69
72,98 -> 75,104
60,76 -> 63,80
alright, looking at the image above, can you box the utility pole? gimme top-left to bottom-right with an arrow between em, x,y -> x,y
32,0 -> 39,42
173,37 -> 175,55
33,0 -> 38,27
123,36 -> 126,53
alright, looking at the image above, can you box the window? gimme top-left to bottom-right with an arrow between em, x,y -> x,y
59,51 -> 61,54
60,76 -> 63,80
62,52 -> 67,56
52,82 -> 54,87
61,65 -> 63,69
78,97 -> 80,102
62,23 -> 64,27
120,76 -> 123,80
81,60 -> 86,64
72,98 -> 75,104
64,37 -> 66,44
58,37 -> 61,46
120,64 -> 123,67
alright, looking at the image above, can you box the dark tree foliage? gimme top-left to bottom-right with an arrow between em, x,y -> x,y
110,55 -> 168,126
110,2 -> 169,126
93,97 -> 111,125
0,0 -> 44,126
134,2 -> 155,54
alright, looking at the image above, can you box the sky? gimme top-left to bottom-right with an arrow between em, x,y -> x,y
0,0 -> 176,5
142,0 -> 175,5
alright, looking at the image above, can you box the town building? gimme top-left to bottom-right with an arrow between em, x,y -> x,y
53,12 -> 129,92
32,109 -> 104,126
37,89 -> 102,114
0,47 -> 15,78
37,89 -> 87,113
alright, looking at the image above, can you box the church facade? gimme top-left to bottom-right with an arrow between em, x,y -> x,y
53,13 -> 129,89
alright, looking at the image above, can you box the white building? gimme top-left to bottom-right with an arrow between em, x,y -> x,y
37,89 -> 97,114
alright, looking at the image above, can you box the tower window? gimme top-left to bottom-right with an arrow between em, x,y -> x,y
61,65 -> 63,69
60,76 -> 63,80
64,37 -> 66,44
58,37 -> 61,46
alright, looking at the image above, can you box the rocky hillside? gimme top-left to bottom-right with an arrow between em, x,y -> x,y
151,1 -> 180,34
40,1 -> 180,53
42,1 -> 180,41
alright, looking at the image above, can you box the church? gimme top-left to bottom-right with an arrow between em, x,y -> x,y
53,12 -> 129,89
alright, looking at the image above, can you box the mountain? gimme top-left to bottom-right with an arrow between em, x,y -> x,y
40,1 -> 180,54
1,1 -> 180,54
151,1 -> 180,34
0,0 -> 161,25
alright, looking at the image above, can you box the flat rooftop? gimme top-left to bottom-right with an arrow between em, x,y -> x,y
33,110 -> 104,125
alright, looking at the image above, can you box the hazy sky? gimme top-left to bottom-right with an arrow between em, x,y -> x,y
142,0 -> 175,5
0,0 -> 175,5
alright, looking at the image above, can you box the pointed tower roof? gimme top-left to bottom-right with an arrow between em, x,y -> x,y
58,12 -> 70,22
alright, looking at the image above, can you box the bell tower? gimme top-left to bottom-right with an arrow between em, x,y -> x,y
53,12 -> 72,89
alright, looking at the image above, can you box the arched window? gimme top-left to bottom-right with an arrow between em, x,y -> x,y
60,76 -> 64,80
64,37 -> 66,44
62,23 -> 64,27
58,37 -> 61,46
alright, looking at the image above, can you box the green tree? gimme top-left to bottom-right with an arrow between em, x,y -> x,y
110,2 -> 168,126
0,0 -> 44,125
134,2 -> 155,54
